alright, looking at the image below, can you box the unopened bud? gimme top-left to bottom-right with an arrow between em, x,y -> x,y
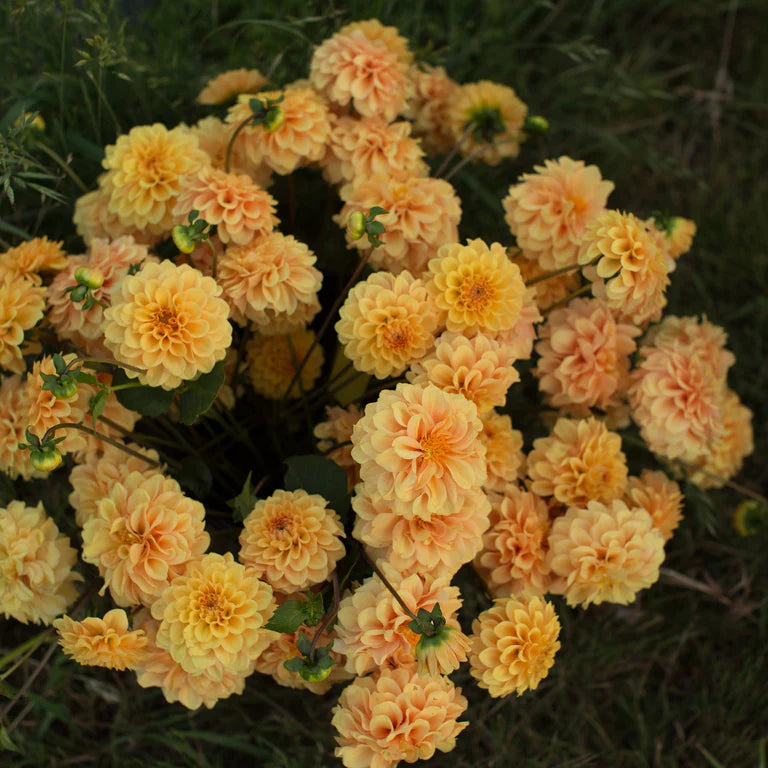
524,115 -> 549,134
263,105 -> 285,132
30,445 -> 63,473
733,500 -> 767,537
346,210 -> 366,241
172,225 -> 197,254
74,265 -> 105,290
52,377 -> 79,400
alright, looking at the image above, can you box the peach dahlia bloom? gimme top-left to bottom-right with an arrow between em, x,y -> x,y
197,67 -> 268,104
351,383 -> 486,520
246,327 -> 324,400
470,595 -> 561,697
310,28 -> 410,122
352,486 -> 489,578
173,166 -> 278,245
151,552 -> 275,675
314,404 -> 363,489
426,239 -> 526,336
0,237 -> 67,284
338,174 -> 461,275
332,666 -> 468,768
55,608 -> 147,670
338,19 -> 413,65
476,487 -> 552,597
579,210 -> 670,326
336,270 -> 438,378
535,297 -> 640,412
510,252 -> 582,311
548,499 -> 664,607
0,276 -> 46,374
624,470 -> 684,542
239,489 -> 346,593
493,284 -> 543,362
101,124 -> 208,236
666,216 -> 696,258
0,374 -> 41,480
102,260 -> 232,390
408,331 -> 520,415
0,501 -> 79,625
333,567 -> 462,675
81,471 -> 209,607
504,157 -> 614,271
527,417 -> 628,507
480,411 -> 525,491
405,63 -> 459,154
218,232 -> 321,332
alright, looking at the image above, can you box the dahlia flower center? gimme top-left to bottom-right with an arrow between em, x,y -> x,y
466,105 -> 505,143
566,193 -> 588,217
459,275 -> 494,311
194,586 -> 231,624
153,307 -> 181,335
419,432 -> 449,464
268,514 -> 296,540
138,151 -> 172,183
381,321 -> 412,352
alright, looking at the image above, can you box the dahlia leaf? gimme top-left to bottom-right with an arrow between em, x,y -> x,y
178,362 -> 226,425
284,455 -> 350,517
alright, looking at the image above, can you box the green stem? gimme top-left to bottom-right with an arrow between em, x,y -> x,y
442,135 -> 523,182
542,283 -> 592,315
36,143 -> 88,193
306,570 -> 340,661
225,114 -> 254,174
525,261 -> 585,286
368,558 -> 418,623
433,125 -> 473,178
206,237 -> 218,279
107,382 -> 145,393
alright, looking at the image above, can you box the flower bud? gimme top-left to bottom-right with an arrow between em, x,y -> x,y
68,284 -> 88,303
299,663 -> 333,683
74,265 -> 105,290
30,445 -> 63,473
524,115 -> 549,133
415,624 -> 471,676
171,225 -> 197,254
346,210 -> 366,241
733,500 -> 767,537
52,376 -> 79,400
263,105 -> 285,132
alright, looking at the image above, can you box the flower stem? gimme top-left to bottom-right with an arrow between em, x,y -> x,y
433,125 -> 473,178
36,143 -> 89,194
306,570 -> 340,661
367,557 -> 418,622
525,261 -> 584,286
225,115 -> 253,174
207,238 -> 218,279
442,135 -> 523,182
542,283 -> 592,315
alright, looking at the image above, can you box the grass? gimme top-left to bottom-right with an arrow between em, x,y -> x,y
1,0 -> 766,766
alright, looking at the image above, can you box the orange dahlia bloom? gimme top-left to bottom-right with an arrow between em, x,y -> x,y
666,216 -> 696,258
226,88 -> 331,175
218,232 -> 321,332
0,500 -> 79,624
535,297 -> 640,412
448,81 -> 527,165
332,666 -> 468,768
504,157 -> 614,271
0,237 -> 67,284
102,260 -> 232,390
0,276 -> 46,373
173,167 -> 278,245
336,270 -> 439,378
322,115 -> 427,187
624,470 -> 684,542
408,331 -> 520,415
511,251 -> 582,311
527,417 -> 628,507
246,327 -> 324,400
476,486 -> 552,597
333,567 -> 462,675
55,608 -> 147,670
338,19 -> 413,65
579,210 -> 670,326
314,404 -> 363,489
470,595 -> 560,697
480,411 -> 525,492
405,63 -> 459,154
0,374 -> 41,480
239,489 -> 346,593
81,471 -> 209,607
73,184 -> 159,246
351,383 -> 486,520
352,486 -> 489,578
197,68 -> 268,104
310,28 -> 410,122
101,124 -> 209,236
337,173 -> 461,275
426,239 -> 526,336
150,552 -> 275,675
548,499 -> 664,607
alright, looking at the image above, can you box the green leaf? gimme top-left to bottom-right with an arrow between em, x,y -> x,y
74,370 -> 99,385
0,725 -> 18,752
304,592 -> 325,626
173,457 -> 213,498
264,600 -> 310,634
284,455 -> 350,516
367,206 -> 387,218
178,363 -> 225,425
282,657 -> 304,673
295,631 -> 312,657
227,470 -> 257,522
52,354 -> 66,374
366,221 -> 385,235
112,368 -> 174,417
89,388 -> 109,422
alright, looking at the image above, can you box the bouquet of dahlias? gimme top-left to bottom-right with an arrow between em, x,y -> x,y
0,18 -> 757,768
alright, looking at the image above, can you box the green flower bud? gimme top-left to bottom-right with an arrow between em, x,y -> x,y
298,663 -> 333,683
263,105 -> 286,132
74,265 -> 105,290
346,210 -> 367,241
172,225 -> 197,254
30,445 -> 63,473
733,500 -> 767,537
52,377 -> 79,399
524,115 -> 549,133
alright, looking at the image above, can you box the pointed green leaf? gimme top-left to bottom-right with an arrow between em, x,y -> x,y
264,600 -> 309,634
178,363 -> 225,424
284,455 -> 349,516
227,471 -> 257,522
112,368 -> 174,417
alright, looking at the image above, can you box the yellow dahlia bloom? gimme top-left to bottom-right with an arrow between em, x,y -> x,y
480,411 -> 525,492
0,237 -> 67,284
322,115 -> 427,187
81,471 -> 209,607
405,63 -> 459,154
535,297 -> 640,412
69,443 -> 162,527
337,174 -> 461,275
336,270 -> 438,378
150,552 -> 276,675
579,210 -> 670,326
73,183 -> 159,246
314,404 -> 363,490
226,88 -> 331,175
197,67 -> 268,104
338,19 -> 413,65
55,608 -> 147,670
427,239 -> 526,336
469,595 -> 560,697
527,417 -> 628,507
408,331 -> 520,415
352,486 -> 490,578
351,383 -> 486,520
624,470 -> 684,542
333,567 -> 462,675
0,500 -> 79,624
218,232 -> 322,331
547,499 -> 665,607
332,666 -> 468,768
101,124 -> 209,236
448,81 -> 528,165
0,374 -> 41,480
0,276 -> 46,373
134,609 -> 250,710
503,157 -> 614,271
173,167 -> 278,245
246,327 -> 324,400
476,487 -> 551,597
666,216 -> 696,258
310,28 -> 410,122
239,489 -> 346,593
511,251 -> 581,311
102,260 -> 232,390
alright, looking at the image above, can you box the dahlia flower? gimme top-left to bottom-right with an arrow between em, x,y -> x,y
405,63 -> 459,154
313,404 -> 363,489
492,285 -> 543,361
480,411 -> 525,492
197,68 -> 268,104
338,19 -> 413,65
624,470 -> 684,542
189,117 -> 271,182
0,237 -> 67,284
0,276 -> 46,374
0,374 -> 40,480
415,624 -> 472,677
